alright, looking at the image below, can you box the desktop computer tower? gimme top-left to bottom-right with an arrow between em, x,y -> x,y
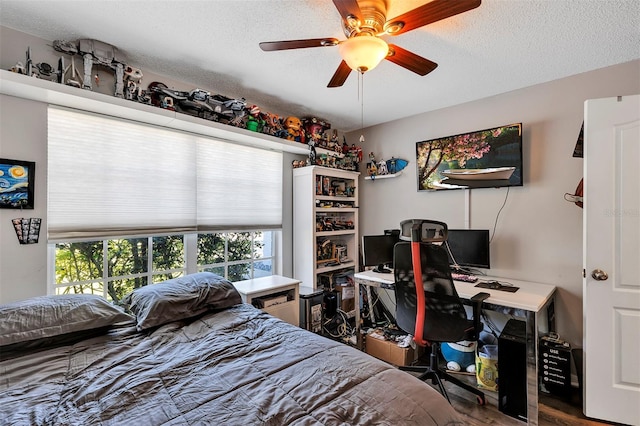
498,319 -> 527,421
299,286 -> 323,334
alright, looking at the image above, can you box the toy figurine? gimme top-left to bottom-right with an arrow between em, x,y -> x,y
283,116 -> 304,142
342,138 -> 349,155
123,64 -> 143,101
441,340 -> 477,373
388,158 -> 397,174
245,105 -> 264,132
330,129 -> 339,147
53,39 -> 127,98
353,144 -> 363,163
308,139 -> 317,166
367,152 -> 378,176
377,159 -> 388,175
262,112 -> 288,138
302,117 -> 330,145
386,157 -> 409,174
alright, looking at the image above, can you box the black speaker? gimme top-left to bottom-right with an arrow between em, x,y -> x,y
322,291 -> 338,318
498,319 -> 527,421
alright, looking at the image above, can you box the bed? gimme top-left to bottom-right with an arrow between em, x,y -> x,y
0,272 -> 462,425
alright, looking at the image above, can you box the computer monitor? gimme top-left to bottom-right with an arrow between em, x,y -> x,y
362,234 -> 397,273
445,229 -> 491,270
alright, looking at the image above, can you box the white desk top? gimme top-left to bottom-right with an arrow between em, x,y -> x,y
233,275 -> 300,296
354,269 -> 556,313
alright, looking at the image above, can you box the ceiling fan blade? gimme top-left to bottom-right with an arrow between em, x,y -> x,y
328,60 -> 352,88
385,44 -> 438,76
259,38 -> 339,51
384,0 -> 481,36
332,0 -> 363,22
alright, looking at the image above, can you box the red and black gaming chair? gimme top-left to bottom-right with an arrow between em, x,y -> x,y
393,219 -> 489,405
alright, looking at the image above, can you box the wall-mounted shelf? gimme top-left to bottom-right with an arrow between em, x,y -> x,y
364,171 -> 403,181
0,69 -> 310,155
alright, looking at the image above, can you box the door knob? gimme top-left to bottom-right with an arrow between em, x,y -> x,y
591,269 -> 609,281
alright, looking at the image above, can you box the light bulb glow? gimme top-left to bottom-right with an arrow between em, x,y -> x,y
338,36 -> 389,73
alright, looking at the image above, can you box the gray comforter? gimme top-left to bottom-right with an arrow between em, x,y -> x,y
0,304 -> 462,425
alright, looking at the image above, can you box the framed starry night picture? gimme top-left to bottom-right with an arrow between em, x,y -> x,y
0,158 -> 35,209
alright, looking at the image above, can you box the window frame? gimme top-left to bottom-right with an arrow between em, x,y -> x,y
48,229 -> 280,300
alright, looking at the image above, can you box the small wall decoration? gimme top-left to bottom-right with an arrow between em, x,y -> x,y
12,217 -> 42,244
0,158 -> 35,209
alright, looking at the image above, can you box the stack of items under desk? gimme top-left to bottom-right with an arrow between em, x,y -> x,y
365,328 -> 420,366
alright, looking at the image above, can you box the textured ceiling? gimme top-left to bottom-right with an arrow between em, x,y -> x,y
1,0 -> 639,131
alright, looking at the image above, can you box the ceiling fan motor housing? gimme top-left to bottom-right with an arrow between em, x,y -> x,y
342,0 -> 388,37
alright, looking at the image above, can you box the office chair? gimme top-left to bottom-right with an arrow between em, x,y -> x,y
394,219 -> 489,405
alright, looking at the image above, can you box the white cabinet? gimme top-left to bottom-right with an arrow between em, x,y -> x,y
293,166 -> 359,290
233,275 -> 300,326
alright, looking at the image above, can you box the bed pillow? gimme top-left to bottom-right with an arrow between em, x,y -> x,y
121,272 -> 242,331
0,294 -> 135,347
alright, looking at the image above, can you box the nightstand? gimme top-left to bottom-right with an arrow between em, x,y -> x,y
233,275 -> 300,326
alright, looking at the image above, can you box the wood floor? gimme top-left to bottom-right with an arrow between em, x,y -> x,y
423,373 -> 618,426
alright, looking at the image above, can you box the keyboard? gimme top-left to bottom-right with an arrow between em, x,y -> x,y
451,272 -> 478,283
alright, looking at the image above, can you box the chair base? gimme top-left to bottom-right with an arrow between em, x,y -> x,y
400,351 -> 486,406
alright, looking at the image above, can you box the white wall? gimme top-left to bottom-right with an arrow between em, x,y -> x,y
0,95 -> 49,302
351,59 -> 640,347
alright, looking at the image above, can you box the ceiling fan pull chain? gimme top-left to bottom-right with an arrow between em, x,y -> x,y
360,72 -> 365,144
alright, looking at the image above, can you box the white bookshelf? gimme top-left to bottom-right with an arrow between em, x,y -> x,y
293,166 -> 359,290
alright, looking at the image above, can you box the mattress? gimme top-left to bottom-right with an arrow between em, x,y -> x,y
1,301 -> 462,425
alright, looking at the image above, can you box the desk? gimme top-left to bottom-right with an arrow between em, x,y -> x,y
354,269 -> 556,426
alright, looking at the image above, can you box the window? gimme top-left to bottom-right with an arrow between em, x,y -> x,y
198,231 -> 274,281
48,107 -> 282,298
53,230 -> 277,302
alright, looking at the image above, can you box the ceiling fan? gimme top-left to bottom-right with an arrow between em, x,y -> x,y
259,0 -> 481,88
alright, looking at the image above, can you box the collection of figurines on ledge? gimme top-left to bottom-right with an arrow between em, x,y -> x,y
292,134 -> 364,172
7,38 -> 363,171
365,152 -> 410,178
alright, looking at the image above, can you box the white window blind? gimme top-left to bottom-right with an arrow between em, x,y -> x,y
196,138 -> 283,230
48,107 -> 282,240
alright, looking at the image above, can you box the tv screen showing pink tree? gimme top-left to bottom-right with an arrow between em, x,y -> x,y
415,123 -> 523,191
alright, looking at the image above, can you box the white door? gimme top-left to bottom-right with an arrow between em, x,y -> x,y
584,94 -> 640,426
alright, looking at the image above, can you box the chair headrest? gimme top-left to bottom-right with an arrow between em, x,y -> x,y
399,219 -> 448,243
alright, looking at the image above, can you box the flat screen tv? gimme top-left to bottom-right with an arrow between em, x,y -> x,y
416,123 -> 523,191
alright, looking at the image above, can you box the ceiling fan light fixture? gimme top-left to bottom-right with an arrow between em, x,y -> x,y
338,35 -> 389,73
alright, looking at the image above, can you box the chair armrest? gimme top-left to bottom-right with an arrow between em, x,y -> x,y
470,292 -> 490,338
470,292 -> 490,303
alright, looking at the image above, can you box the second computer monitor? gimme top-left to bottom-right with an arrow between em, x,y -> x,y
446,229 -> 491,270
362,234 -> 397,273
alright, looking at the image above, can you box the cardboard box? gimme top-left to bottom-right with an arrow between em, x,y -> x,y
341,297 -> 354,313
335,284 -> 354,313
365,334 -> 415,366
